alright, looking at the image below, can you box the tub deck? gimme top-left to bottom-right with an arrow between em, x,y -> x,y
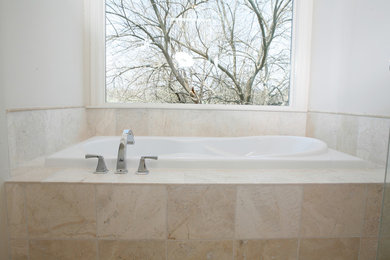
7,163 -> 385,184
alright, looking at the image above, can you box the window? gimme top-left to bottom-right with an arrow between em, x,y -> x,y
88,0 -> 312,109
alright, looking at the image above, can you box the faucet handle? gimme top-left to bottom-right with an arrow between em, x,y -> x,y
136,156 -> 158,175
85,154 -> 109,174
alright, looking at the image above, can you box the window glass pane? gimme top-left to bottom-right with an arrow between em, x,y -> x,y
106,0 -> 293,105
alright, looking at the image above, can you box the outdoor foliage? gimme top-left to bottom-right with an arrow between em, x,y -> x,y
106,0 -> 293,105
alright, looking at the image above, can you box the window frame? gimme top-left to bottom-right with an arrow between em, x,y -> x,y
85,0 -> 313,112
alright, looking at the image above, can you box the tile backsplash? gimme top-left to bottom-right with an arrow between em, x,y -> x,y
5,107 -> 390,171
86,108 -> 307,137
307,111 -> 390,166
6,108 -> 88,169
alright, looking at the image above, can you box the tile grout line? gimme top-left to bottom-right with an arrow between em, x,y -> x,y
22,184 -> 30,260
358,184 -> 369,260
232,185 -> 238,260
94,184 -> 100,260
296,184 -> 305,260
375,183 -> 386,260
4,184 -> 12,260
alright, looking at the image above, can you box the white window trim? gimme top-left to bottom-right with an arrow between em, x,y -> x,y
85,0 -> 313,112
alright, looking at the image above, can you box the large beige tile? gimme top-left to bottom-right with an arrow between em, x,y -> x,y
167,240 -> 233,260
149,109 -> 228,137
306,112 -> 340,150
147,110 -> 192,136
234,239 -> 298,260
86,108 -> 116,136
299,238 -> 360,260
99,240 -> 165,260
9,239 -> 28,260
25,184 -> 96,238
300,184 -> 366,237
7,108 -> 87,169
306,113 -> 365,157
363,184 -> 383,237
277,112 -> 307,136
359,238 -> 378,260
307,113 -> 390,166
336,115 -> 359,155
167,185 -> 235,240
236,185 -> 302,239
356,117 -> 390,166
6,183 -> 27,238
115,109 -> 149,136
45,108 -> 88,154
7,110 -> 47,169
96,184 -> 166,239
29,240 -> 97,260
211,111 -> 259,137
99,108 -> 306,137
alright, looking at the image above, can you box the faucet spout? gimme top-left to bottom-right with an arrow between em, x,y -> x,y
116,129 -> 135,174
122,129 -> 135,145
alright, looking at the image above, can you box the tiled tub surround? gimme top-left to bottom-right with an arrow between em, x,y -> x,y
7,108 -> 390,173
307,111 -> 390,166
6,107 -> 307,174
86,108 -> 307,137
4,107 -> 389,259
6,108 -> 88,169
5,167 -> 385,260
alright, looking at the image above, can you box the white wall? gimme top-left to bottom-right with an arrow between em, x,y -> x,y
0,0 -> 11,257
0,93 -> 10,260
3,0 -> 389,114
1,0 -> 85,110
309,0 -> 390,117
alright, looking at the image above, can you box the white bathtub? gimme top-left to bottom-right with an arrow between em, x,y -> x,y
45,136 -> 369,170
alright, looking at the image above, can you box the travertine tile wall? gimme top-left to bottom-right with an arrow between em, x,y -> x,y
8,108 -> 389,171
5,108 -> 389,259
6,108 -> 88,170
86,108 -> 307,137
6,108 -> 306,173
6,182 -> 383,260
307,111 -> 390,166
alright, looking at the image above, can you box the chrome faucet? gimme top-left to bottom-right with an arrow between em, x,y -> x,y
136,156 -> 158,175
116,129 -> 135,174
